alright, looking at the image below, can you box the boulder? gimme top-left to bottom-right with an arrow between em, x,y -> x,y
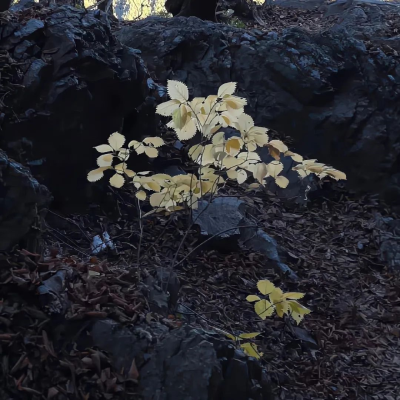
0,5 -> 149,210
116,6 -> 400,201
0,150 -> 51,251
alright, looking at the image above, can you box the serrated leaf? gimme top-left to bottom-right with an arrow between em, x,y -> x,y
87,167 -> 111,182
110,173 -> 124,188
236,113 -> 254,133
225,137 -> 243,156
218,82 -> 237,97
156,99 -> 181,116
283,292 -> 305,300
108,132 -> 125,150
189,144 -> 204,162
257,280 -> 275,295
143,137 -> 165,148
144,147 -> 158,158
167,80 -> 189,102
288,300 -> 311,325
269,139 -> 288,153
97,154 -> 113,167
175,118 -> 197,141
254,299 -> 275,320
240,342 -> 263,359
135,190 -> 146,201
94,144 -> 113,153
266,161 -> 284,178
275,175 -> 289,188
253,163 -> 267,184
246,295 -> 261,302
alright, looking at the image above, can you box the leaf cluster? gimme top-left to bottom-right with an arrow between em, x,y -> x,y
247,280 -> 311,325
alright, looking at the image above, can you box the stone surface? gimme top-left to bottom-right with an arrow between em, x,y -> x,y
0,150 -> 52,251
0,5 -> 149,210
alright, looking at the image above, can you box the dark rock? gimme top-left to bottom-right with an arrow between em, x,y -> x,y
193,198 -> 298,279
1,6 -> 149,211
0,150 -> 52,251
116,7 -> 400,200
90,319 -> 168,376
139,326 -> 273,400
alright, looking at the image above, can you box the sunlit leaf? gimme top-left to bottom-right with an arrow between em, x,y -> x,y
225,137 -> 243,156
189,144 -> 204,162
110,173 -> 124,188
254,299 -> 275,320
135,190 -> 146,201
175,118 -> 197,141
246,295 -> 261,302
87,167 -> 111,182
283,292 -> 305,300
218,82 -> 237,97
144,147 -> 158,158
94,144 -> 113,153
167,80 -> 189,102
253,163 -> 267,184
97,154 -> 113,167
257,280 -> 275,295
108,132 -> 125,150
266,161 -> 284,178
269,140 -> 288,153
275,175 -> 289,188
284,151 -> 303,162
143,137 -> 165,148
237,169 -> 248,184
240,342 -> 263,359
156,99 -> 181,116
288,300 -> 311,325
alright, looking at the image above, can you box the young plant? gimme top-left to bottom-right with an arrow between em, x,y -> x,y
247,280 -> 311,325
87,80 -> 346,214
225,332 -> 263,359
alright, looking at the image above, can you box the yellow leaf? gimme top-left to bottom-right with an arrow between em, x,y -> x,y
219,111 -> 238,127
275,175 -> 289,188
236,113 -> 254,133
202,123 -> 221,138
175,118 -> 197,141
257,280 -> 275,295
135,190 -> 146,201
225,333 -> 237,341
253,163 -> 267,184
108,132 -> 125,150
140,178 -> 161,192
144,147 -> 158,158
143,137 -> 165,148
288,300 -> 311,325
156,99 -> 181,116
200,144 -> 217,166
237,169 -> 248,184
128,140 -> 145,155
225,137 -> 243,156
266,161 -> 284,178
246,295 -> 261,302
254,299 -> 275,320
269,139 -> 288,153
87,167 -> 111,182
94,144 -> 113,153
323,168 -> 346,181
97,154 -> 113,167
110,173 -> 125,188
117,148 -> 130,162
268,146 -> 280,161
283,292 -> 305,300
269,288 -> 290,317
224,95 -> 247,110
223,155 -> 243,170
238,332 -> 261,339
284,151 -> 303,162
240,342 -> 263,359
189,144 -> 204,162
150,192 -> 166,207
167,80 -> 189,102
212,131 -> 225,145
125,169 -> 136,178
226,169 -> 238,180
218,82 -> 237,97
